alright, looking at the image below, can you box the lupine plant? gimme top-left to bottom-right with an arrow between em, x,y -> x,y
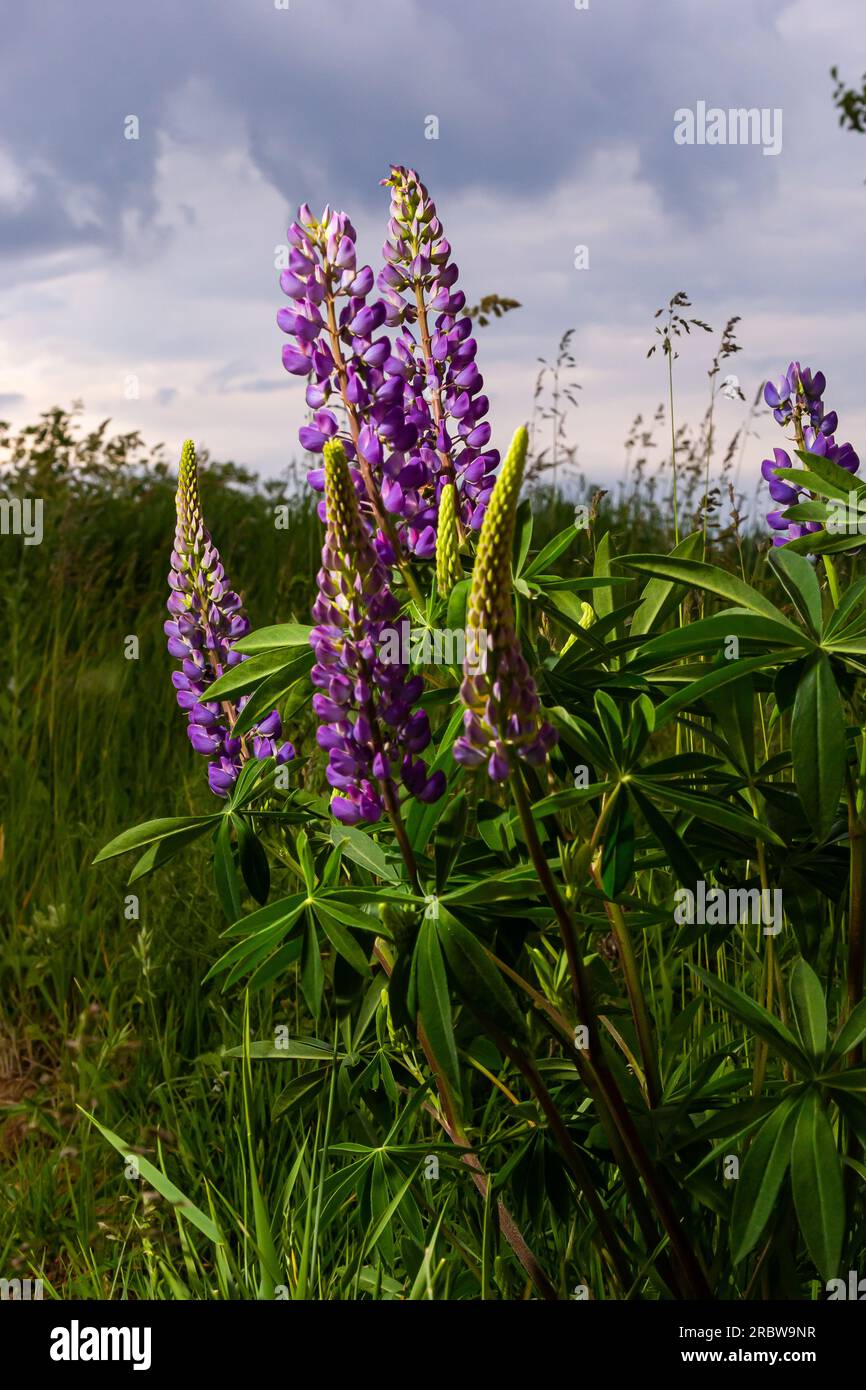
94,168 -> 866,1301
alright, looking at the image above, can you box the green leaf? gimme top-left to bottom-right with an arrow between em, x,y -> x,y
512,499 -> 533,576
769,547 -> 823,637
593,531 -> 614,627
437,906 -> 527,1041
232,622 -> 314,654
300,911 -> 324,1020
827,996 -> 866,1064
692,968 -> 809,1071
415,916 -> 461,1097
224,1038 -> 334,1061
653,653 -> 790,728
791,1089 -> 844,1281
93,814 -> 217,864
523,524 -> 579,578
434,793 -> 468,895
629,785 -> 702,888
314,907 -> 371,978
621,554 -> 790,622
795,448 -> 866,500
82,1111 -> 224,1245
329,823 -> 400,882
634,780 -> 785,847
600,791 -> 634,897
789,958 -> 828,1059
791,651 -> 846,840
730,1095 -> 799,1263
213,818 -> 243,921
233,816 -> 270,905
127,823 -> 216,883
205,648 -> 311,702
628,530 -> 703,644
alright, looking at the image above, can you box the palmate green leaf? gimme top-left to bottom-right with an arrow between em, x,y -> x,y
791,651 -> 846,840
232,622 -> 314,654
593,689 -> 623,761
415,916 -> 461,1098
691,967 -> 810,1072
791,1089 -> 844,1281
437,906 -> 527,1041
203,894 -> 306,983
730,1094 -> 799,1264
82,1111 -> 224,1246
621,554 -> 790,621
93,814 -> 218,863
789,958 -> 828,1058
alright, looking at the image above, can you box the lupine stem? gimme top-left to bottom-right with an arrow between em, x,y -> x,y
510,764 -> 711,1299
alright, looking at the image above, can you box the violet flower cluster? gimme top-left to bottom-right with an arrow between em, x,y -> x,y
378,165 -> 498,541
277,168 -> 496,560
311,438 -> 445,825
762,362 -> 860,546
166,441 -> 294,796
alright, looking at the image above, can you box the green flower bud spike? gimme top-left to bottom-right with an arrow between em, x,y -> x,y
435,481 -> 462,599
453,426 -> 557,781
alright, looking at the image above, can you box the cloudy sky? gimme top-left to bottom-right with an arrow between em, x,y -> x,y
2,0 -> 865,498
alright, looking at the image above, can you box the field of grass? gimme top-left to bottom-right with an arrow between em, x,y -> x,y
2,395 -> 862,1304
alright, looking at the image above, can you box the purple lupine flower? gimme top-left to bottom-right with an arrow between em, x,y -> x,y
167,441 -> 294,795
311,437 -> 444,824
379,166 -> 498,542
761,364 -> 860,546
277,204 -> 411,565
453,427 -> 557,780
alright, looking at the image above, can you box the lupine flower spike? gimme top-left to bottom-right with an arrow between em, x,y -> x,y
762,362 -> 860,546
435,482 -> 462,599
166,441 -> 294,796
454,427 -> 557,781
310,438 -> 444,825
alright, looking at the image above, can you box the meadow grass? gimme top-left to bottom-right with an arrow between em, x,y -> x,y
1,402 -> 842,1301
